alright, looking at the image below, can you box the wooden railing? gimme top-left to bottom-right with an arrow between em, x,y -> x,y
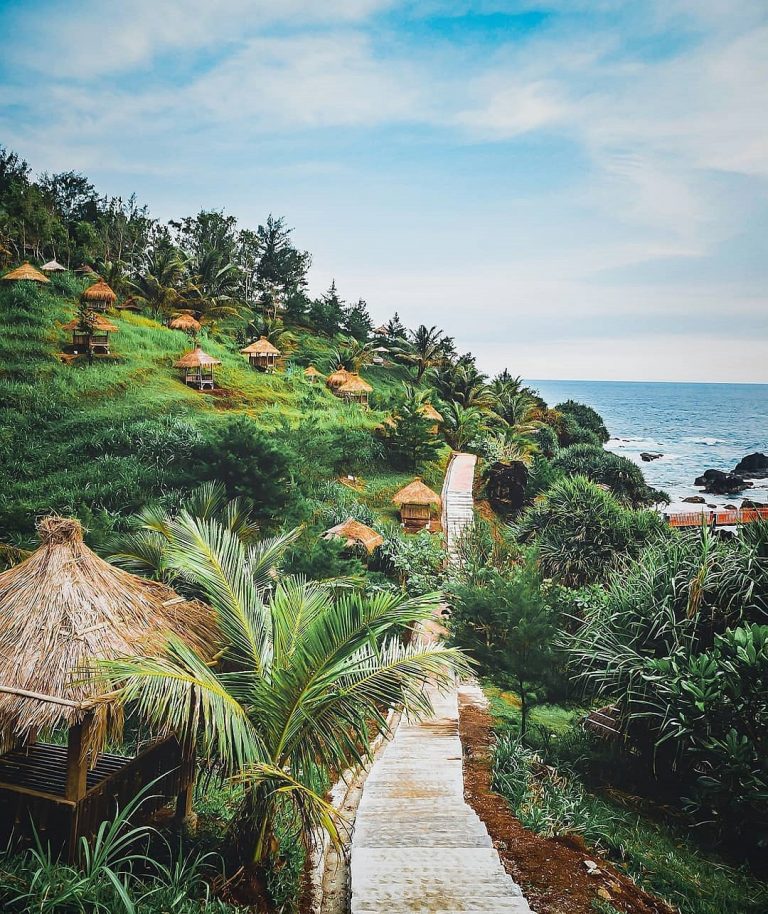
666,506 -> 768,528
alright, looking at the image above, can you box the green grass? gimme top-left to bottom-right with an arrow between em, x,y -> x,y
488,688 -> 768,914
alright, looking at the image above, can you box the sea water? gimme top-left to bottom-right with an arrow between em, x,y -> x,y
527,380 -> 768,510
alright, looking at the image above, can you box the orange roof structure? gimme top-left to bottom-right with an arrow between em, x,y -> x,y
337,373 -> 373,394
1,262 -> 50,284
81,279 -> 117,305
241,336 -> 281,356
41,259 -> 66,273
323,518 -> 384,553
169,313 -> 202,333
392,478 -> 441,507
173,345 -> 222,368
304,365 -> 323,379
326,367 -> 351,389
420,403 -> 443,423
62,314 -> 118,333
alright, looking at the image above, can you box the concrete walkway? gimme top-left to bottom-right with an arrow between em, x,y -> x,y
350,453 -> 533,913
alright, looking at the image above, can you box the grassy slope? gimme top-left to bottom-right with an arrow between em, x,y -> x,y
0,276 -> 428,542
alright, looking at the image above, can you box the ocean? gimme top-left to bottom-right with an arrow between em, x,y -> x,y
527,380 -> 768,510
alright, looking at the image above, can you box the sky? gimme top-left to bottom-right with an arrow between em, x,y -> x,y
1,0 -> 766,383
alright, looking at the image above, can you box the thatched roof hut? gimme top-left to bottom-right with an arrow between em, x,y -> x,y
337,373 -> 373,406
326,367 -> 350,390
241,336 -> 280,371
74,264 -> 97,276
61,314 -> 118,334
1,262 -> 50,284
41,259 -> 67,273
0,516 -> 215,851
420,403 -> 443,423
81,279 -> 117,311
393,478 -> 441,531
303,365 -> 323,382
115,296 -> 141,312
324,518 -> 384,554
174,344 -> 222,390
0,517 -> 213,752
169,312 -> 202,334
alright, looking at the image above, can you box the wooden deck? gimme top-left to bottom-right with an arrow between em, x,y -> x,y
666,506 -> 768,527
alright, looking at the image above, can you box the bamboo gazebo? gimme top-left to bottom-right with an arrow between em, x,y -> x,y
0,517 -> 215,857
336,374 -> 373,407
1,262 -> 50,284
323,518 -> 384,554
169,312 -> 202,335
326,367 -> 350,391
62,313 -> 118,355
240,337 -> 281,371
393,478 -> 441,532
303,365 -> 323,383
41,259 -> 67,273
81,279 -> 117,313
174,345 -> 222,390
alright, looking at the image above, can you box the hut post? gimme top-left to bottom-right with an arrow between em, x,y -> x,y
65,712 -> 95,802
175,693 -> 197,830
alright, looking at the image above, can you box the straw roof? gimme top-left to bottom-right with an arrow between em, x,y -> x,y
304,365 -> 323,378
338,373 -> 373,394
62,314 -> 118,333
81,279 -> 117,304
373,324 -> 388,335
75,264 -> 97,275
326,367 -> 350,389
41,259 -> 66,273
0,517 -> 215,752
174,345 -> 222,368
1,262 -> 50,284
116,296 -> 141,311
420,403 -> 443,423
324,518 -> 384,553
169,312 -> 202,333
393,478 -> 441,507
241,336 -> 281,356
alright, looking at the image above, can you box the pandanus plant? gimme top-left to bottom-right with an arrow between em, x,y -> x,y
102,514 -> 469,871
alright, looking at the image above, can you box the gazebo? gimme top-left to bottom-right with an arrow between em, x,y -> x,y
393,478 -> 441,532
169,312 -> 202,335
303,365 -> 323,383
62,313 -> 118,355
337,373 -> 373,407
323,518 -> 384,554
240,336 -> 281,371
174,345 -> 222,391
0,517 -> 215,858
75,264 -> 97,276
115,296 -> 142,312
41,259 -> 67,273
81,279 -> 117,313
1,262 -> 50,284
326,367 -> 350,391
420,402 -> 444,434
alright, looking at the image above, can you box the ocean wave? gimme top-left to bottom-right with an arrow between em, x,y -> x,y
607,437 -> 662,449
682,436 -> 727,446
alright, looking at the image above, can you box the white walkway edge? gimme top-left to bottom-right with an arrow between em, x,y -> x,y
350,453 -> 534,913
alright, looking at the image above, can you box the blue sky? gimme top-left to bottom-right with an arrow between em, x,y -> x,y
1,0 -> 766,381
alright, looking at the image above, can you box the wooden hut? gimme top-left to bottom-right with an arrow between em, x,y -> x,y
0,516 -> 215,857
168,312 -> 201,335
75,264 -> 97,276
115,296 -> 142,312
393,478 -> 441,532
326,367 -> 350,391
1,262 -> 50,284
336,373 -> 373,407
174,344 -> 222,391
62,313 -> 118,355
41,259 -> 67,273
81,279 -> 117,313
419,402 -> 444,434
323,518 -> 384,554
240,336 -> 281,371
303,365 -> 323,383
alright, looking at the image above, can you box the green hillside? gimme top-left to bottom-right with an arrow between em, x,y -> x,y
0,274 -> 437,545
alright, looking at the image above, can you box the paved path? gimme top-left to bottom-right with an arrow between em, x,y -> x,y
350,453 -> 533,913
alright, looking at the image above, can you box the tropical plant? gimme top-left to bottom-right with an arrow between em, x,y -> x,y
555,400 -> 610,444
381,385 -> 442,470
400,324 -> 447,382
553,443 -> 668,507
102,515 -> 469,875
440,401 -> 488,451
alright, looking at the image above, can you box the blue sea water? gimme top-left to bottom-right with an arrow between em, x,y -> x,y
527,380 -> 768,509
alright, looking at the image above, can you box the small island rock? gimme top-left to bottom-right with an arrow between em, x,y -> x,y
733,453 -> 768,478
641,452 -> 663,462
694,468 -> 753,495
683,495 -> 706,504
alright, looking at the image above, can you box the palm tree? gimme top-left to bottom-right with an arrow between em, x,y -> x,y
248,315 -> 297,355
401,325 -> 446,383
130,246 -> 186,318
431,362 -> 494,409
441,401 -> 488,450
333,335 -> 376,372
103,515 -> 469,875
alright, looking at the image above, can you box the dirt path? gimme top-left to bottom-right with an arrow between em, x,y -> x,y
458,688 -> 675,914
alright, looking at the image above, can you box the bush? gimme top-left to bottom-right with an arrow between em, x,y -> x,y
552,443 -> 666,507
516,475 -> 664,586
556,400 -> 609,444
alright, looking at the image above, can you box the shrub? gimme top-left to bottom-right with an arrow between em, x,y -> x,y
552,443 -> 666,507
555,400 -> 609,444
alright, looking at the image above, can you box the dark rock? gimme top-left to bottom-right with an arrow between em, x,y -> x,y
486,460 -> 528,515
724,504 -> 737,510
683,496 -> 706,504
742,498 -> 766,509
733,452 -> 768,478
640,452 -> 663,462
694,468 -> 753,495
